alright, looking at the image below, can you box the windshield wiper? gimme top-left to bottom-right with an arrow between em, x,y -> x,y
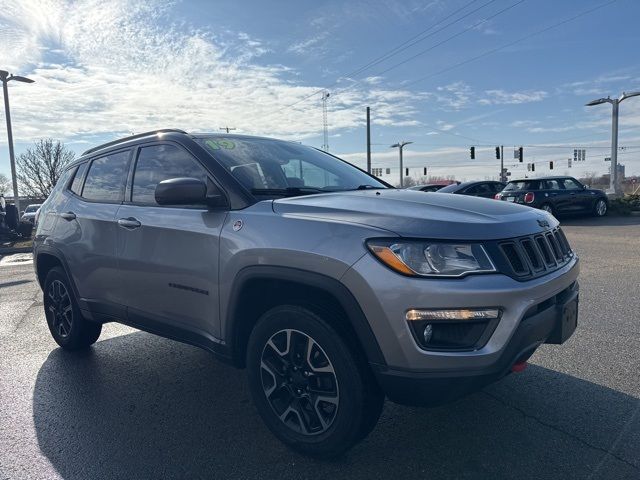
355,185 -> 386,190
250,187 -> 332,197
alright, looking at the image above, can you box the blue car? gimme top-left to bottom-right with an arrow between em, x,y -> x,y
496,176 -> 608,217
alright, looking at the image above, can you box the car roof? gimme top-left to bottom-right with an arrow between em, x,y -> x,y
508,176 -> 573,182
70,129 -> 299,168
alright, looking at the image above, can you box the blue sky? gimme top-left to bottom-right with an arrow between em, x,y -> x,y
1,0 -> 640,185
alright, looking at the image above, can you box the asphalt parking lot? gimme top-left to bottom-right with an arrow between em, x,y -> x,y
0,216 -> 638,480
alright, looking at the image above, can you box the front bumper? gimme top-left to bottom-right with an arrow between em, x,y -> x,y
374,281 -> 578,406
342,252 -> 580,405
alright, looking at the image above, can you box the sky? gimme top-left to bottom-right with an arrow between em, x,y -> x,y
1,0 -> 640,186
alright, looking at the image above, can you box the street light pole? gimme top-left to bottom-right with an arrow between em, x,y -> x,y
586,91 -> 640,196
390,141 -> 413,187
1,70 -> 34,215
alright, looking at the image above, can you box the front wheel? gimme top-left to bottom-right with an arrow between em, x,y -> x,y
246,305 -> 384,458
43,267 -> 102,350
593,198 -> 608,217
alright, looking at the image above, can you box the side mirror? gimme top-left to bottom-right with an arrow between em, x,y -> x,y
583,184 -> 588,190
155,177 -> 207,205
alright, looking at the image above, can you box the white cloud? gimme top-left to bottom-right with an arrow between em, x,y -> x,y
479,89 -> 547,105
287,32 -> 330,55
0,0 -> 418,147
435,81 -> 472,110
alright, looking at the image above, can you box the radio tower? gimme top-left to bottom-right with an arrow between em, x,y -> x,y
321,90 -> 330,151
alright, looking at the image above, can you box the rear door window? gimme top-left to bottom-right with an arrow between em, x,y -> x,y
543,179 -> 561,190
82,150 -> 131,202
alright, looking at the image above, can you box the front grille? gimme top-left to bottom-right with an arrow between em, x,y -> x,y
497,227 -> 573,279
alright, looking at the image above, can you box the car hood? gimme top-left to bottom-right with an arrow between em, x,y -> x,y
272,189 -> 557,240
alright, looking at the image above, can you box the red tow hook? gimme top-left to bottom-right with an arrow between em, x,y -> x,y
511,361 -> 528,373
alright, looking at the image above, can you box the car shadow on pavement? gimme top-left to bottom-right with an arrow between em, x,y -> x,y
559,214 -> 640,227
33,331 -> 639,480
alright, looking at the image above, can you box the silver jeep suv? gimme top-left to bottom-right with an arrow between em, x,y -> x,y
34,129 -> 579,457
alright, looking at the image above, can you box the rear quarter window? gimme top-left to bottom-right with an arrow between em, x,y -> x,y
70,162 -> 88,195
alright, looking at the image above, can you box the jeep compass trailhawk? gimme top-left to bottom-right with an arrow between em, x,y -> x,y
34,129 -> 579,457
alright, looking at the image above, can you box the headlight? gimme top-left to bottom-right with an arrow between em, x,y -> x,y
367,240 -> 496,277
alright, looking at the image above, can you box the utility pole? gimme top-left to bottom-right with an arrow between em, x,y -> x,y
586,91 -> 640,195
219,126 -> 236,134
1,69 -> 34,215
390,141 -> 413,187
321,90 -> 330,151
366,107 -> 371,173
500,145 -> 504,182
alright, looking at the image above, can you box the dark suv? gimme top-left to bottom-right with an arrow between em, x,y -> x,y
495,176 -> 608,217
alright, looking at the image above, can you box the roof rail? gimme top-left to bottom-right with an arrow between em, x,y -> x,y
81,129 -> 188,156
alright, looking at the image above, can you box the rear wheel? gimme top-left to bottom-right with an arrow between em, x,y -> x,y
540,203 -> 554,215
246,305 -> 384,458
43,267 -> 101,350
593,198 -> 608,217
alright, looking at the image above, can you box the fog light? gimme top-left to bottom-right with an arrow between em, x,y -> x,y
423,324 -> 433,343
406,308 -> 500,321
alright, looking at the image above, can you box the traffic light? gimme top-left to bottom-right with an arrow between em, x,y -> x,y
495,147 -> 500,159
423,167 -> 427,175
470,146 -> 475,159
405,168 -> 409,176
531,163 -> 535,172
549,161 -> 554,170
518,147 -> 523,162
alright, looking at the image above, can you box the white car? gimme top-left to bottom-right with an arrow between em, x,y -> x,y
20,204 -> 42,224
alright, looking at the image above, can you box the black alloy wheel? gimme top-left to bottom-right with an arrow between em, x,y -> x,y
43,267 -> 101,350
260,328 -> 339,435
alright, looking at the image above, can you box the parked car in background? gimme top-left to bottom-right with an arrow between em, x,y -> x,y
495,176 -> 608,217
436,180 -> 506,199
20,204 -> 42,224
406,183 -> 451,192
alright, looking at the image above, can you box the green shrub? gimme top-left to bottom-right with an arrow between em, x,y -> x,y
609,194 -> 640,215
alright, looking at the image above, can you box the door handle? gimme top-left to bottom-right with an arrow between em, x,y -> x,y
117,217 -> 142,229
60,211 -> 76,221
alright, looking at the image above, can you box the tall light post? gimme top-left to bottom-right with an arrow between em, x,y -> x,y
586,91 -> 640,196
1,70 -> 35,215
390,141 -> 413,187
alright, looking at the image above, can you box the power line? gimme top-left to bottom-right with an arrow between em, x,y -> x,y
346,0 -> 497,78
249,0 -> 502,123
371,0 -> 526,79
328,0 -> 525,106
403,0 -> 619,87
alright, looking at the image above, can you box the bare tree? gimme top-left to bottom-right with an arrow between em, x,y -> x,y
580,171 -> 598,187
0,172 -> 10,195
17,139 -> 75,198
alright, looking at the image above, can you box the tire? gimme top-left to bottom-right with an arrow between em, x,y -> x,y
540,203 -> 554,216
43,267 -> 101,351
246,305 -> 384,458
593,198 -> 608,217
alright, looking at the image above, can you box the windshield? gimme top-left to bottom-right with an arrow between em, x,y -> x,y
197,137 -> 387,196
503,181 -> 539,192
